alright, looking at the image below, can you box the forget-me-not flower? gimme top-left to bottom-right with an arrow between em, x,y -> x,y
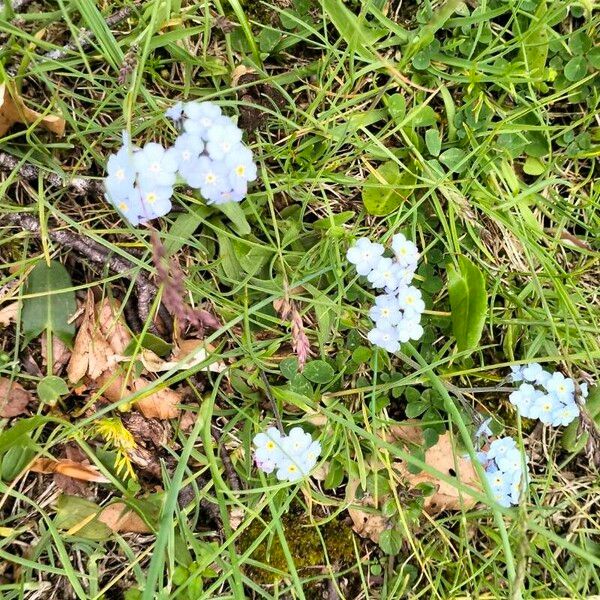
367,324 -> 401,353
346,238 -> 385,276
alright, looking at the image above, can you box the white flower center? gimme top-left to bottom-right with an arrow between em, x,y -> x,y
182,151 -> 191,161
149,162 -> 160,173
116,168 -> 125,180
205,173 -> 216,184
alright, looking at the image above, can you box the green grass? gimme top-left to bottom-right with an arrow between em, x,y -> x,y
0,0 -> 599,598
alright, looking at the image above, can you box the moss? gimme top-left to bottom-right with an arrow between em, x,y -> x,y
238,512 -> 355,584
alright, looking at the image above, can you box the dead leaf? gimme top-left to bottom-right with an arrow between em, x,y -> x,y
30,458 -> 110,483
98,502 -> 151,533
384,420 -> 425,446
231,65 -> 256,88
122,412 -> 170,446
346,478 -> 390,544
41,333 -> 71,375
0,83 -> 65,137
0,377 -> 32,417
67,292 -> 132,383
0,302 -> 18,327
397,432 -> 480,515
54,445 -> 93,498
138,339 -> 226,373
229,506 -> 244,531
134,380 -> 181,419
179,410 -> 197,432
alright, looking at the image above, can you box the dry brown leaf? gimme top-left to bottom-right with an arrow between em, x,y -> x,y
0,83 -> 65,137
41,333 -> 71,375
346,478 -> 389,544
138,339 -> 226,373
384,420 -> 424,446
30,458 -> 110,483
134,380 -> 181,419
98,502 -> 151,533
396,432 -> 480,515
0,377 -> 32,417
0,302 -> 19,327
231,65 -> 256,88
67,292 -> 132,383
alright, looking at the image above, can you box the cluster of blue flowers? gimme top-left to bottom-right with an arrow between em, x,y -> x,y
104,102 -> 256,225
347,234 -> 424,352
478,437 -> 528,507
253,426 -> 321,482
509,363 -> 586,427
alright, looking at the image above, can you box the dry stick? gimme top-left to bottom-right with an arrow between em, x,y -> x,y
211,425 -> 243,492
0,153 -> 102,196
42,1 -> 143,62
2,212 -> 172,334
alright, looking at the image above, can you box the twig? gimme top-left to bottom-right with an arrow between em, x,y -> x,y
260,371 -> 285,434
0,153 -> 102,196
2,212 -> 172,334
211,425 -> 243,492
42,1 -> 143,62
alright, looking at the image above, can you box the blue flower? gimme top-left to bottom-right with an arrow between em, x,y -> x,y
183,101 -> 223,139
369,294 -> 403,327
397,285 -> 425,317
509,383 -> 545,419
496,447 -> 525,473
171,133 -> 205,183
225,146 -> 257,191
396,315 -> 424,343
206,186 -> 247,206
185,156 -> 229,198
522,363 -> 551,387
133,142 -> 178,188
105,146 -> 136,198
165,101 -> 184,122
549,401 -> 579,427
346,238 -> 384,276
391,233 -> 419,268
486,437 -> 517,461
475,417 -> 493,439
367,324 -> 400,353
367,256 -> 403,290
580,382 -> 589,400
132,182 -> 173,221
206,122 -> 243,161
509,365 -> 525,382
253,427 -> 285,472
545,372 -> 575,403
530,393 -> 560,424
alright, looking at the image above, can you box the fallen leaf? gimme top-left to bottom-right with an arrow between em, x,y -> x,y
0,377 -> 32,417
67,292 -> 132,383
98,502 -> 151,533
179,410 -> 197,432
30,458 -> 110,483
229,506 -> 244,531
0,83 -> 65,137
346,478 -> 390,544
54,445 -> 93,497
134,380 -> 181,419
0,302 -> 18,326
138,339 -> 226,373
41,333 -> 72,375
396,432 -> 480,515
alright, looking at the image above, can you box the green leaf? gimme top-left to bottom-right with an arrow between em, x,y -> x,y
523,156 -> 545,176
302,360 -> 335,384
387,94 -> 406,123
425,128 -> 441,156
324,460 -> 345,489
216,202 -> 251,236
521,0 -> 548,78
564,56 -> 588,82
37,375 -> 69,406
280,357 -> 299,380
322,0 -> 382,60
412,51 -> 430,70
0,416 -> 54,456
53,495 -> 111,541
447,256 -> 488,353
406,105 -> 436,128
362,161 -> 416,216
588,47 -> 600,69
21,261 -> 77,345
439,148 -> 468,173
405,402 -> 428,418
379,529 -> 403,555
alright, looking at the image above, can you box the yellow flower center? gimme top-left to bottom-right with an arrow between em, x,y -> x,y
146,193 -> 157,204
205,173 -> 216,184
118,202 -> 128,211
116,168 -> 125,180
235,165 -> 246,176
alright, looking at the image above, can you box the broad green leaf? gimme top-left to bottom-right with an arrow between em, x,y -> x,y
564,56 -> 588,82
379,528 -> 403,555
302,360 -> 335,384
425,128 -> 441,156
447,256 -> 488,353
280,357 -> 299,380
439,148 -> 468,173
387,94 -> 406,123
362,161 -> 416,216
217,202 -> 251,236
21,261 -> 76,346
215,229 -> 244,282
406,104 -> 437,128
521,0 -> 548,78
37,375 -> 69,406
0,416 -> 55,456
523,156 -> 545,176
53,495 -> 111,541
322,0 -> 382,60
